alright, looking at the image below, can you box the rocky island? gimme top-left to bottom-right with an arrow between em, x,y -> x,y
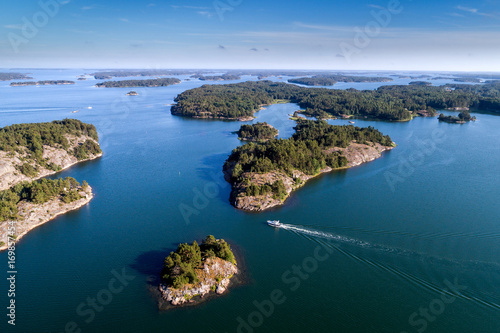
159,235 -> 238,307
237,122 -> 278,142
126,91 -> 139,96
0,119 -> 102,250
0,72 -> 33,81
223,120 -> 395,211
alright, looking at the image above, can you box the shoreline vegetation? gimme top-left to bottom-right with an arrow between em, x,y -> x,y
223,119 -> 395,211
438,111 -> 476,123
10,80 -> 75,86
159,236 -> 238,307
0,178 -> 93,251
0,119 -> 102,250
236,122 -> 278,142
288,75 -> 393,86
171,80 -> 500,122
95,77 -> 181,88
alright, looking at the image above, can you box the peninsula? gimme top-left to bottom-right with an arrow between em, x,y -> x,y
223,120 -> 395,211
95,77 -> 181,88
159,235 -> 238,307
0,73 -> 33,81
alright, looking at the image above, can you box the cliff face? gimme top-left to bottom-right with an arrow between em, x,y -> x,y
159,257 -> 238,306
226,142 -> 393,212
0,134 -> 102,191
0,186 -> 93,251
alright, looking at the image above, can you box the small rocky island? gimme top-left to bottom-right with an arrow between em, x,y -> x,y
438,111 -> 476,123
0,119 -> 102,251
159,235 -> 238,307
126,91 -> 139,96
223,120 -> 395,211
237,122 -> 278,142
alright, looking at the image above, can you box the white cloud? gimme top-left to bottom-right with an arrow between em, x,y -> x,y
197,11 -> 213,18
3,24 -> 22,30
120,18 -> 129,23
456,5 -> 496,18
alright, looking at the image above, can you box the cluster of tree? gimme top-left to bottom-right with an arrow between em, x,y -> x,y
161,235 -> 236,289
244,179 -> 287,200
409,81 -> 432,86
96,78 -> 181,88
0,119 -> 101,176
224,120 -> 393,196
0,177 -> 87,222
438,111 -> 476,123
0,73 -> 33,81
91,70 -> 196,80
237,122 -> 278,141
10,80 -> 75,86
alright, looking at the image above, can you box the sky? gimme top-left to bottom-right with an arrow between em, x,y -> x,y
1,0 -> 500,71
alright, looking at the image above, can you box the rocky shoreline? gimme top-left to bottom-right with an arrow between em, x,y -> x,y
158,257 -> 238,307
225,141 -> 394,211
0,186 -> 93,251
0,134 -> 102,191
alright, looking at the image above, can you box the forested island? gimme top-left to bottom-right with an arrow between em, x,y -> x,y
171,80 -> 500,122
91,70 -> 196,80
10,80 -> 75,86
409,81 -> 432,86
223,119 -> 395,211
0,119 -> 101,251
237,122 -> 278,142
159,235 -> 238,306
0,73 -> 33,81
288,75 -> 393,86
438,111 -> 476,123
0,119 -> 102,190
95,78 -> 181,88
193,74 -> 241,81
126,91 -> 139,96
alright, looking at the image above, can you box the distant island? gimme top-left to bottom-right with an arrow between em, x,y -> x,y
0,119 -> 102,251
409,81 -> 432,86
223,120 -> 395,211
126,91 -> 139,96
95,78 -> 181,88
438,111 -> 476,123
237,122 -> 278,142
10,80 -> 75,86
172,80 -> 500,122
159,235 -> 238,307
0,73 -> 33,81
289,75 -> 393,86
192,74 -> 241,81
91,70 -> 196,80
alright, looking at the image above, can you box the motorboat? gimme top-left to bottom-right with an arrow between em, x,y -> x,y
267,220 -> 281,228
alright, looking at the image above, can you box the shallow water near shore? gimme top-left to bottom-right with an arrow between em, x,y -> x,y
1,70 -> 499,333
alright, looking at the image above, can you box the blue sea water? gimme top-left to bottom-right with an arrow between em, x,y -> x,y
0,69 -> 499,333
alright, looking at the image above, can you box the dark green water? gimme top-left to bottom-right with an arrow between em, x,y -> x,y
1,70 -> 499,333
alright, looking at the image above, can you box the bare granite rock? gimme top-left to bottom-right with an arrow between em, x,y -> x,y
0,134 -> 102,191
159,257 -> 238,306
